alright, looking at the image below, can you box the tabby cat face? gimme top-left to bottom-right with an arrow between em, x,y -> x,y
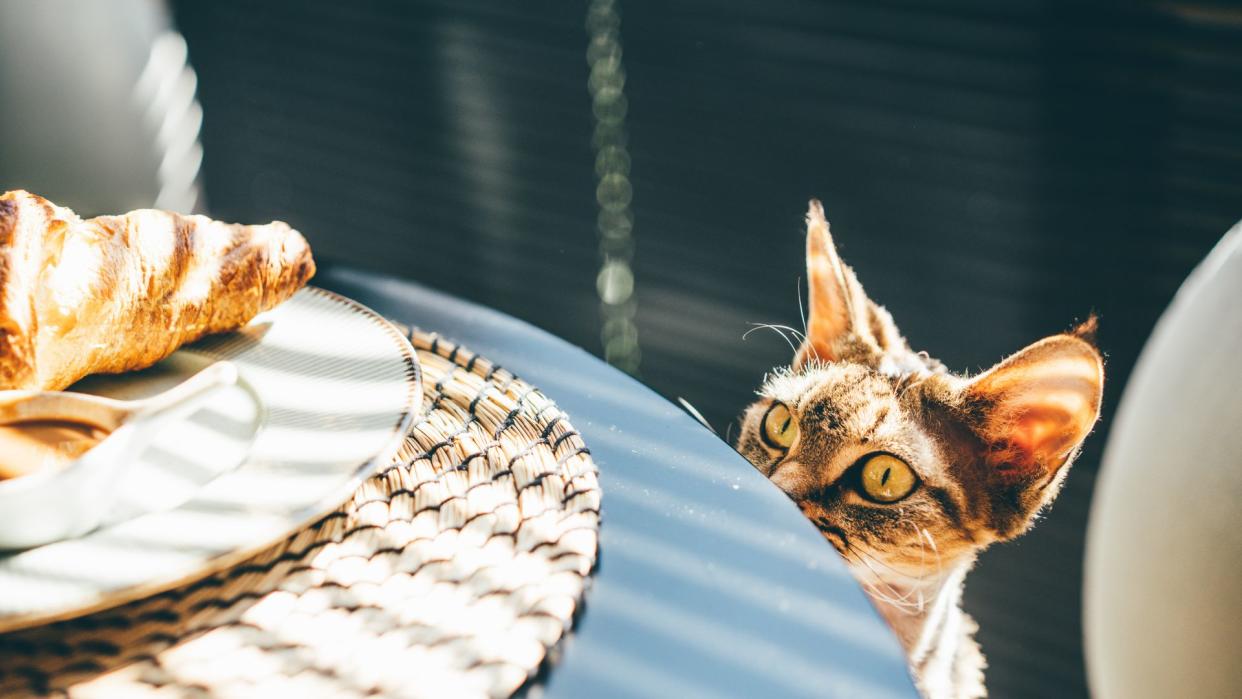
736,201 -> 1104,583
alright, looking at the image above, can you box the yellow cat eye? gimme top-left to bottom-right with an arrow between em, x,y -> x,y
859,453 -> 918,503
761,402 -> 798,449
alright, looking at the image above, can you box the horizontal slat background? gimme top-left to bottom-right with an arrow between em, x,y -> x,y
169,1 -> 1242,697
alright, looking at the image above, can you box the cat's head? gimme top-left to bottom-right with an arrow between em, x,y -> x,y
736,200 -> 1103,586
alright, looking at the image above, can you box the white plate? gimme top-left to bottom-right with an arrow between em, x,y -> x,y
0,287 -> 421,632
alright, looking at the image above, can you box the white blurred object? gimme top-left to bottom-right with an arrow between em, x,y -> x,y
1085,220 -> 1242,698
0,0 -> 203,214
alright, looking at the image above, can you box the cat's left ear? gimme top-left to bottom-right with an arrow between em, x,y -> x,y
794,200 -> 872,368
962,324 -> 1104,524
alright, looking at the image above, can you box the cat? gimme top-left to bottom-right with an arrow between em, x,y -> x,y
734,200 -> 1103,699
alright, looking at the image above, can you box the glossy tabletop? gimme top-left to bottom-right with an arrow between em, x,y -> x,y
320,266 -> 917,699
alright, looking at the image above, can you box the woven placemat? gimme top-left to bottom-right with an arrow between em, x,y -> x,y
0,329 -> 601,699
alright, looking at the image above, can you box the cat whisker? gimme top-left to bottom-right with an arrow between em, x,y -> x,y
901,518 -> 942,583
855,558 -> 924,613
796,276 -> 809,337
855,549 -> 934,614
676,397 -> 716,434
920,527 -> 944,579
899,523 -> 940,613
854,546 -> 933,613
743,322 -> 802,354
778,324 -> 808,344
854,543 -> 926,583
862,582 -> 915,611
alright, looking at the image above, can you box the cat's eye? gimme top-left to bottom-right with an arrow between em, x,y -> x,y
760,401 -> 798,449
858,453 -> 918,503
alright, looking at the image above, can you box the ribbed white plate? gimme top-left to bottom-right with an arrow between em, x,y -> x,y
0,287 -> 421,632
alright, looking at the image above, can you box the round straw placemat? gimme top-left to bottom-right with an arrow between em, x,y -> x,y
0,329 -> 601,699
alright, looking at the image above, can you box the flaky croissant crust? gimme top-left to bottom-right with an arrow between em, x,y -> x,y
0,190 -> 315,390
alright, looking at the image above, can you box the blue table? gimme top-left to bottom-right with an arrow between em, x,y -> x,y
322,266 -> 917,699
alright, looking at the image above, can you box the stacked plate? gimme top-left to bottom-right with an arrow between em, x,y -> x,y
0,287 -> 423,633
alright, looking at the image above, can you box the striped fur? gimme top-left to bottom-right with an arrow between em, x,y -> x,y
735,201 -> 1103,699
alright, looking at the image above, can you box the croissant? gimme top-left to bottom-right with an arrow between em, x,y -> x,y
0,190 -> 315,391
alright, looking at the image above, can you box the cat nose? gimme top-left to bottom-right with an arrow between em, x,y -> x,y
769,461 -> 809,496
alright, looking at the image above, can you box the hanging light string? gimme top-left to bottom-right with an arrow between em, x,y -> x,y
586,0 -> 640,375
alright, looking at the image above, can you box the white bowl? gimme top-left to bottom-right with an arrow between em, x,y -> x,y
0,421 -> 145,549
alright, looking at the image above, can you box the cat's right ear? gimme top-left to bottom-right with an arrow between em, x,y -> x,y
958,329 -> 1104,535
794,200 -> 869,368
